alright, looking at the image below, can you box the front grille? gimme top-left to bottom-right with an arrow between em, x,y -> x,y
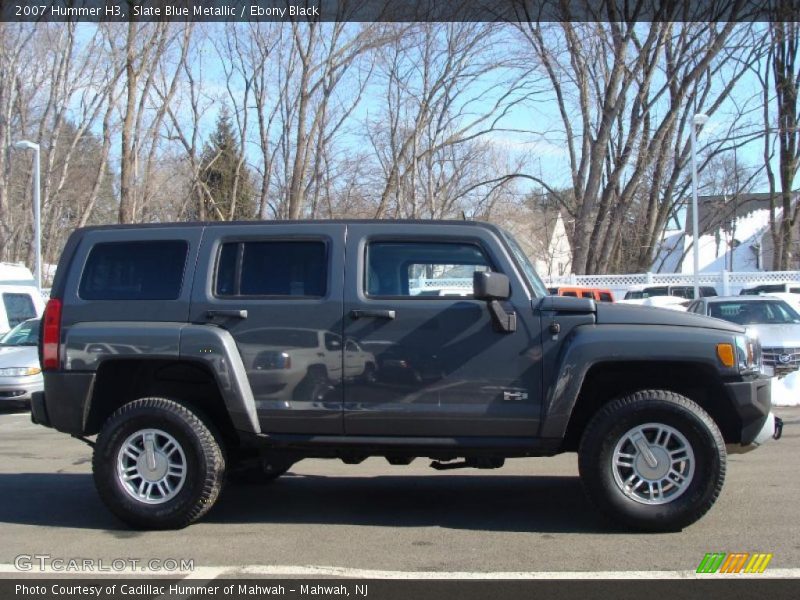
762,347 -> 800,371
0,390 -> 26,398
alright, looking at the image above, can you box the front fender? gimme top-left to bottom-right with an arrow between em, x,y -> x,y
539,324 -> 738,439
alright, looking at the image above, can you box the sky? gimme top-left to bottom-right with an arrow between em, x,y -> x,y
68,21 -> 786,200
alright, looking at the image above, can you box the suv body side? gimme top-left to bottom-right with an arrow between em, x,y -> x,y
31,220 -> 780,531
36,221 -> 771,450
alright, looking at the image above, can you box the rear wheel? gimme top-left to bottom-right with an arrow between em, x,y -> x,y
578,389 -> 726,532
93,397 -> 225,529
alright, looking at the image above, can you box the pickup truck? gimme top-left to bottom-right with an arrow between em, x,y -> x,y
30,220 -> 780,530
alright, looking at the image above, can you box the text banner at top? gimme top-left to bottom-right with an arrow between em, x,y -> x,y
2,0 -> 799,23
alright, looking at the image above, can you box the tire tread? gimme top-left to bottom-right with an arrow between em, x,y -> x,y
92,397 -> 225,529
578,389 -> 726,532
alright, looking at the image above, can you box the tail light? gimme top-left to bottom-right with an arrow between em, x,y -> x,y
42,298 -> 62,371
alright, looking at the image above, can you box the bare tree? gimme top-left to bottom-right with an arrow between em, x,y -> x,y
764,20 -> 800,270
115,22 -> 191,223
516,5 -> 755,274
367,23 -> 536,220
0,23 -> 35,261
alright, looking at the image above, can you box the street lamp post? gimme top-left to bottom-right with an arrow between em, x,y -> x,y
690,113 -> 709,300
12,140 -> 41,293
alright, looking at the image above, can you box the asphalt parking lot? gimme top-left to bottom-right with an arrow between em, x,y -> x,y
0,406 -> 798,577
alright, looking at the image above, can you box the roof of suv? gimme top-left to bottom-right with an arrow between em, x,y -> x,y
73,219 -> 497,233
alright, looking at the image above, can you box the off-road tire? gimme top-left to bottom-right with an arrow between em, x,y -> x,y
578,389 -> 726,532
93,397 -> 225,529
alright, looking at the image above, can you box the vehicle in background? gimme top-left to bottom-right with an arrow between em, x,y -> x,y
0,285 -> 45,334
620,285 -> 717,306
548,286 -> 614,302
623,286 -> 646,300
638,295 -> 690,311
688,296 -> 800,378
0,318 -> 42,406
642,285 -> 717,300
739,282 -> 800,296
737,282 -> 800,313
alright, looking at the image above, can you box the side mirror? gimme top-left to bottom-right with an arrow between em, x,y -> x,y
473,272 -> 515,333
473,271 -> 511,301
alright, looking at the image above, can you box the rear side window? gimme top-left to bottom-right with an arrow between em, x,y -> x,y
599,292 -> 613,302
79,241 -> 188,300
2,293 -> 36,328
215,241 -> 327,298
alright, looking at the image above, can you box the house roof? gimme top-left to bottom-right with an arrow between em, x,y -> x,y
684,192 -> 799,235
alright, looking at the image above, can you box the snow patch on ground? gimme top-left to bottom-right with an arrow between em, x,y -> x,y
771,371 -> 800,406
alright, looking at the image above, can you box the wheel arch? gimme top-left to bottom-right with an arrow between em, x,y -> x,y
559,361 -> 742,451
85,358 -> 240,448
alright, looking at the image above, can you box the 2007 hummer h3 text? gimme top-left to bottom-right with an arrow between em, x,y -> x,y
30,220 -> 781,530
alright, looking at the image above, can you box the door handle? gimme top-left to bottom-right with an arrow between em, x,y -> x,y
206,309 -> 248,320
350,309 -> 396,320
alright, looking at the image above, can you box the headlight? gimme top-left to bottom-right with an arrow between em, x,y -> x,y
0,367 -> 41,377
734,334 -> 762,375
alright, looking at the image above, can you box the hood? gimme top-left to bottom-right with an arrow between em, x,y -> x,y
595,302 -> 743,333
745,323 -> 800,347
0,345 -> 40,369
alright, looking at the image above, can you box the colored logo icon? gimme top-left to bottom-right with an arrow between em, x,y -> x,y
696,553 -> 773,574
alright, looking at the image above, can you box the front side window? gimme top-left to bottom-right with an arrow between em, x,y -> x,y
79,241 -> 188,301
215,241 -> 327,298
366,241 -> 491,298
2,293 -> 36,328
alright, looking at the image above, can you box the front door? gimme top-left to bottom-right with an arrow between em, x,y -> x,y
342,224 -> 543,437
190,224 -> 346,434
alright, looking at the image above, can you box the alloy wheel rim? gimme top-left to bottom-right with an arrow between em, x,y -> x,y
611,422 -> 695,505
116,428 -> 187,505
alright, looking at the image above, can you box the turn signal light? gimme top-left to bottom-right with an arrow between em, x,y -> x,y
716,343 -> 735,368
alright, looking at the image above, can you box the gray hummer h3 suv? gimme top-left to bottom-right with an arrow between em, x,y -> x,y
31,220 -> 781,530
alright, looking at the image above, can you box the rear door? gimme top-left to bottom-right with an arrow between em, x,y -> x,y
342,224 -> 543,437
190,224 -> 346,434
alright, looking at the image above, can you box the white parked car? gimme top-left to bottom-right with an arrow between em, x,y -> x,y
618,295 -> 690,311
0,284 -> 45,334
687,296 -> 800,377
0,318 -> 43,407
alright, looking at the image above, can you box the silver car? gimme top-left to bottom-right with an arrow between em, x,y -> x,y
0,318 -> 42,406
688,296 -> 800,377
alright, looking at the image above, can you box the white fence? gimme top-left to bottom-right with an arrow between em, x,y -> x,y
542,270 -> 800,300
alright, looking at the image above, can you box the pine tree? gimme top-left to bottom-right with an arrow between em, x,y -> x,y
198,108 -> 255,221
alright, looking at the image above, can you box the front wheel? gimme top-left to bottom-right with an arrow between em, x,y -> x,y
93,397 -> 226,529
578,390 -> 726,532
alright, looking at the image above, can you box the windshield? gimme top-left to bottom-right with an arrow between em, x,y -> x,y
499,229 -> 548,297
0,319 -> 40,346
708,301 -> 800,325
